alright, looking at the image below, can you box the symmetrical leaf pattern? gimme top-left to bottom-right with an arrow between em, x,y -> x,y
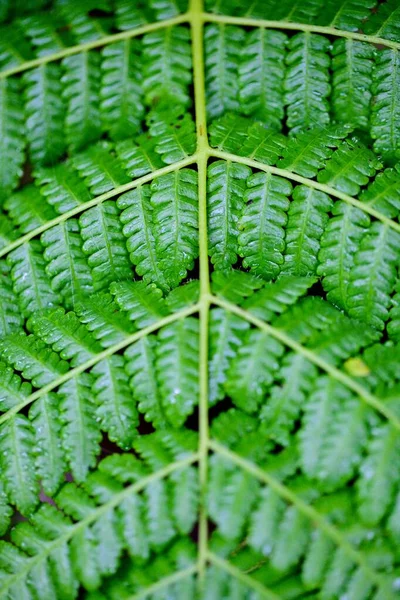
0,0 -> 400,598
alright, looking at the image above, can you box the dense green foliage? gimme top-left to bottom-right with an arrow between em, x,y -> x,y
0,0 -> 400,598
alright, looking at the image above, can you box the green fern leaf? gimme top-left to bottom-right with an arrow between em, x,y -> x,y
347,223 -> 400,330
239,29 -> 287,128
0,361 -> 31,412
7,240 -> 59,317
208,113 -> 251,155
332,40 -> 375,130
357,424 -> 400,526
277,125 -> 351,178
284,33 -> 330,133
72,142 -> 130,195
0,262 -> 23,337
316,0 -> 377,32
241,121 -> 287,164
225,329 -> 284,413
363,0 -> 400,42
242,275 -> 317,321
23,64 -> 66,165
317,137 -> 381,196
100,40 -> 144,141
41,221 -> 94,309
111,280 -> 168,328
0,78 -> 25,202
117,186 -> 170,291
360,164 -> 400,219
62,52 -> 102,152
147,103 -> 196,164
116,134 -> 163,178
208,308 -> 249,405
0,415 -> 39,515
34,163 -> 93,215
76,292 -> 134,349
205,24 -> 244,119
91,356 -> 139,449
0,332 -> 69,387
208,160 -> 251,270
318,203 -> 370,312
124,336 -> 167,428
150,169 -> 199,286
238,172 -> 292,279
28,307 -> 101,366
58,374 -> 102,482
156,318 -> 199,426
371,49 -> 400,161
5,185 -> 56,234
388,280 -> 400,342
28,393 -> 66,496
281,185 -> 332,276
142,27 -> 192,106
80,202 -> 132,291
260,353 -> 318,446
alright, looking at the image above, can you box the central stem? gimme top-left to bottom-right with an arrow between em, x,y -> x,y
189,0 -> 211,591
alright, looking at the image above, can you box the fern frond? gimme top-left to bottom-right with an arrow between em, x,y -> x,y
363,0 -> 400,42
284,33 -> 330,133
209,308 -> 249,405
7,240 -> 61,317
347,223 -> 400,330
34,163 -> 93,215
29,393 -> 66,496
0,78 -> 25,202
80,201 -> 132,291
360,165 -> 400,219
240,122 -> 287,164
0,262 -> 23,337
23,64 -> 66,165
72,141 -> 130,195
242,275 -> 317,321
388,280 -> 400,342
225,329 -> 284,413
211,269 -> 263,305
58,373 -> 102,482
142,27 -> 192,106
318,203 -> 370,312
62,51 -> 102,152
238,172 -> 292,279
371,49 -> 400,162
92,356 -> 138,450
111,280 -> 168,327
27,307 -> 101,366
147,104 -> 196,164
4,185 -> 56,233
209,113 -> 251,155
239,29 -> 287,128
118,187 -> 170,291
299,377 -> 367,488
357,423 -> 400,526
116,134 -> 163,178
150,169 -> 198,287
76,292 -> 134,349
331,39 -> 375,130
315,0 -> 377,32
205,24 -> 244,119
277,125 -> 351,178
208,160 -> 251,270
41,221 -> 94,309
281,185 -> 332,276
0,331 -> 68,387
317,137 -> 381,196
156,318 -> 199,427
0,415 -> 38,515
